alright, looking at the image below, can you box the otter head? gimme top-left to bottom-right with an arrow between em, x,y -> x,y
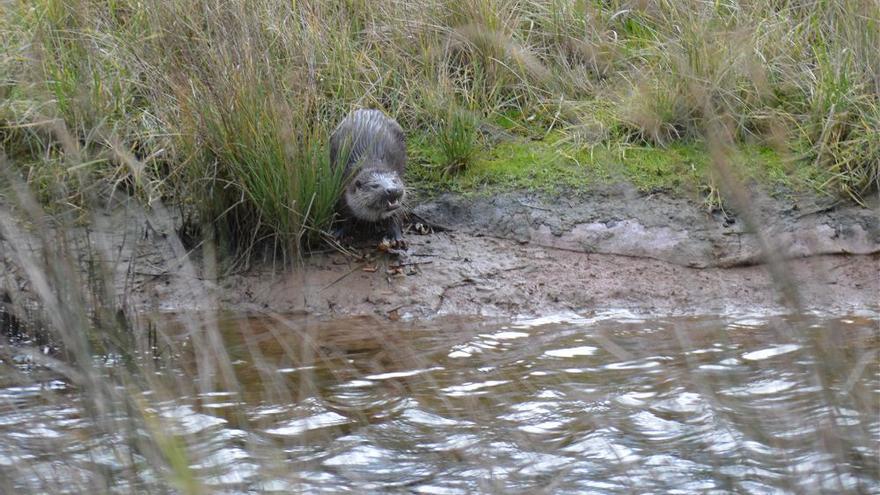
345,167 -> 406,222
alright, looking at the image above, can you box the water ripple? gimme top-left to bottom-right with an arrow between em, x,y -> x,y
1,313 -> 877,493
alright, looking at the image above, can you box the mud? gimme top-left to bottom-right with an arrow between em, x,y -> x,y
414,184 -> 880,268
229,232 -> 878,318
1,187 -> 878,319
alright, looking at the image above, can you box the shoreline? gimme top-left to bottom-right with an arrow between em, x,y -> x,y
87,187 -> 880,318
2,186 -> 878,321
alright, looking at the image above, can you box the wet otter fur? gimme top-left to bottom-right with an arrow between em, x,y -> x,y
330,109 -> 407,245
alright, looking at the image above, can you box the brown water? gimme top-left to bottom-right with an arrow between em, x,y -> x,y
1,311 -> 878,494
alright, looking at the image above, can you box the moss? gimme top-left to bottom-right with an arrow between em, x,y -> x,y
409,134 -> 588,194
582,143 -> 707,192
409,130 -> 823,200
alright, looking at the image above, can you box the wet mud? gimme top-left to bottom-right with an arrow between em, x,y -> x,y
1,187 -> 878,319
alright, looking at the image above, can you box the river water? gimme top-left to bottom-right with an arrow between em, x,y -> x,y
1,311 -> 878,493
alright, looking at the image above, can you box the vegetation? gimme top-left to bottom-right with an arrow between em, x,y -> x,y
2,0 -> 879,251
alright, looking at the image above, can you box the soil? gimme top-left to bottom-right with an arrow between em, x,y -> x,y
2,185 -> 879,319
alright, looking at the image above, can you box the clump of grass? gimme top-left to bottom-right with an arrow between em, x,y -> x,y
806,43 -> 880,203
617,77 -> 697,146
182,79 -> 343,256
435,106 -> 481,175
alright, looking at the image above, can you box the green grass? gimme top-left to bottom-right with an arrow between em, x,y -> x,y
1,0 -> 878,254
430,104 -> 481,175
185,80 -> 344,255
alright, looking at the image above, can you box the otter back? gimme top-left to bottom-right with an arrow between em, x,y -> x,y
330,109 -> 406,179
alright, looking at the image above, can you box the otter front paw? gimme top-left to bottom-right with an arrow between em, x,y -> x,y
378,236 -> 407,252
391,237 -> 407,250
385,223 -> 407,250
330,226 -> 345,239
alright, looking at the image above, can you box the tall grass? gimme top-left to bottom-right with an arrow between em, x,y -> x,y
0,156 -> 242,492
1,0 -> 878,250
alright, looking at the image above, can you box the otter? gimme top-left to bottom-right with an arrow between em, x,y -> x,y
330,108 -> 407,246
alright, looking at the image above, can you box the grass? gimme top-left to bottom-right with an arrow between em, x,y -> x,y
1,0 -> 879,248
435,105 -> 481,175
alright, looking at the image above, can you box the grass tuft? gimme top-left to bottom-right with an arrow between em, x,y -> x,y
435,105 -> 481,175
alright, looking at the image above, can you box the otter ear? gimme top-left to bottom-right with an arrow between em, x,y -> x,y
354,179 -> 363,188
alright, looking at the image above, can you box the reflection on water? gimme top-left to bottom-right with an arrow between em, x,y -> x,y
1,312 -> 878,493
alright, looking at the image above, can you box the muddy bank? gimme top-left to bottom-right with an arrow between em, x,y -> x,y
414,184 -> 880,268
233,233 -> 878,318
149,187 -> 879,317
1,187 -> 878,319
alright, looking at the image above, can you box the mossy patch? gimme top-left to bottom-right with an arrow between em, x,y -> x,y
581,143 -> 707,193
409,130 -> 824,201
408,134 -> 587,194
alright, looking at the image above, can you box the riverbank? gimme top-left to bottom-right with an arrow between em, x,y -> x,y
4,1 -> 879,260
4,185 -> 875,323
224,186 -> 879,317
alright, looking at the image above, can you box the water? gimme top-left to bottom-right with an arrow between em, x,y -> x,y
1,312 -> 877,493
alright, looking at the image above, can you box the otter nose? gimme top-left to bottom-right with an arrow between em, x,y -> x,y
385,188 -> 403,202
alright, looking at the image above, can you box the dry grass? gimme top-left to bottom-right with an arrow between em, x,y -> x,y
1,3 -> 879,486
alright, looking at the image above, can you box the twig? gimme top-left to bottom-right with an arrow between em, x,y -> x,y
389,260 -> 433,268
795,202 -> 841,219
320,261 -> 368,292
517,201 -> 552,211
